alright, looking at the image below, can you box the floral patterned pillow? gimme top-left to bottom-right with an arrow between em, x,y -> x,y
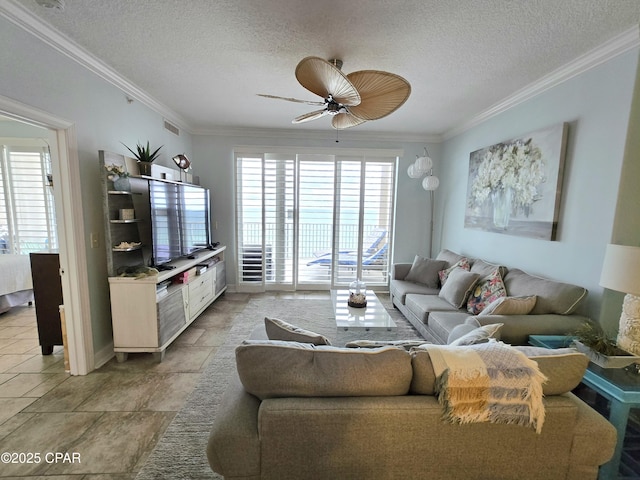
438,258 -> 471,286
466,267 -> 507,315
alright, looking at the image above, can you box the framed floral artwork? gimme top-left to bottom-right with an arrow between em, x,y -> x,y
464,122 -> 568,240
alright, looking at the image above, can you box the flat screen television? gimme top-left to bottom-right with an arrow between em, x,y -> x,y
149,179 -> 211,266
180,184 -> 211,256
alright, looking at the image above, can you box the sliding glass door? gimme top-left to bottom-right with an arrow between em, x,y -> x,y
235,148 -> 397,291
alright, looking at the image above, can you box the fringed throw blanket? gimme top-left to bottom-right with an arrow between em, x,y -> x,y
421,341 -> 547,433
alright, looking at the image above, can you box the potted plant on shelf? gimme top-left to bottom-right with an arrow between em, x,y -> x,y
121,141 -> 163,176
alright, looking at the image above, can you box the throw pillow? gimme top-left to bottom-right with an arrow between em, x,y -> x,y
404,255 -> 447,288
438,268 -> 480,308
438,258 -> 471,285
466,267 -> 507,315
446,317 -> 481,344
479,295 -> 537,316
264,317 -> 332,345
448,323 -> 503,346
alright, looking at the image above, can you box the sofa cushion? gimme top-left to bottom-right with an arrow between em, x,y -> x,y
264,317 -> 331,345
514,347 -> 589,395
405,294 -> 458,325
438,258 -> 471,285
410,346 -> 588,396
390,280 -> 439,305
466,267 -> 507,315
448,323 -> 503,346
480,295 -> 537,316
503,268 -> 587,315
439,268 -> 481,308
404,255 -> 447,288
470,259 -> 508,278
236,340 -> 412,399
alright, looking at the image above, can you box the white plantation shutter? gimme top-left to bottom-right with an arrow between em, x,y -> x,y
0,144 -> 57,254
333,158 -> 363,284
360,160 -> 394,284
298,155 -> 335,284
264,154 -> 295,284
236,156 -> 264,284
235,148 -> 397,291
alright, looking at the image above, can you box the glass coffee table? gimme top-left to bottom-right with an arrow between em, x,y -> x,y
331,290 -> 397,331
529,335 -> 640,480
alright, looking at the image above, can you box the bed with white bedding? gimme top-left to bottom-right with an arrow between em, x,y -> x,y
0,254 -> 34,313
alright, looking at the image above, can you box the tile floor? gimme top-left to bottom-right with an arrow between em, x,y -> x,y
2,291 -> 638,479
0,291 -> 265,479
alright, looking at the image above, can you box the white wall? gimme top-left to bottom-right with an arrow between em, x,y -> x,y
0,16 -> 193,356
437,48 -> 639,330
192,133 -> 439,286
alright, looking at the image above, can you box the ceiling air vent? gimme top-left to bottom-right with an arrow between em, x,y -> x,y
164,120 -> 180,136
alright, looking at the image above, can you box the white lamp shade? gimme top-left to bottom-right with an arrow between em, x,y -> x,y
422,175 -> 440,191
407,164 -> 421,178
414,155 -> 432,175
599,244 -> 640,296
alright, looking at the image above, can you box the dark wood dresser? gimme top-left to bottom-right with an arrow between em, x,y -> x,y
29,252 -> 63,355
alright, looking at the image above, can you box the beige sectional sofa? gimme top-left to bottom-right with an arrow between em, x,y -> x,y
207,336 -> 616,480
391,249 -> 590,345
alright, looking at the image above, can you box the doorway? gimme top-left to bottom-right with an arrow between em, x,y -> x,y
0,95 -> 93,375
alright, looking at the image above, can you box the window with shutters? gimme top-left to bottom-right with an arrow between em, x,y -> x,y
0,141 -> 57,255
235,148 -> 397,290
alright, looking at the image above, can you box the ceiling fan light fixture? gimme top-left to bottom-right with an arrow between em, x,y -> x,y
261,56 -> 410,130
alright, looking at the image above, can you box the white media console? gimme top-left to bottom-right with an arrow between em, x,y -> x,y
108,246 -> 226,362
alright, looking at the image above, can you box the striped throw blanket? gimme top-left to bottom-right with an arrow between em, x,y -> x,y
421,341 -> 547,433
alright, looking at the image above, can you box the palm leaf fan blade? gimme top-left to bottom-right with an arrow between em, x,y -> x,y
346,71 -> 411,121
295,56 -> 361,106
293,109 -> 328,124
257,94 -> 325,106
331,112 -> 367,130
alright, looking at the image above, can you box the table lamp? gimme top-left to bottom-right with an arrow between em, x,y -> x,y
599,244 -> 640,355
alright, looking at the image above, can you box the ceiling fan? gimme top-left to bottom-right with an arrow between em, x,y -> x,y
258,56 -> 411,129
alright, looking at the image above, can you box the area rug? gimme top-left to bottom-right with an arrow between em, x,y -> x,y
134,294 -> 421,479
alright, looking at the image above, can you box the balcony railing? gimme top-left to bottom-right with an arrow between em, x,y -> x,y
239,223 -> 380,258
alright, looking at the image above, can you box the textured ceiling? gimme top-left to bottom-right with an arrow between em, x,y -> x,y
8,0 -> 640,137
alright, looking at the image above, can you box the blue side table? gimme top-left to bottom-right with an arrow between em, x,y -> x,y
529,335 -> 640,480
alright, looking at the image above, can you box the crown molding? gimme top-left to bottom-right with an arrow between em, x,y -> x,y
443,25 -> 640,140
0,0 -> 192,133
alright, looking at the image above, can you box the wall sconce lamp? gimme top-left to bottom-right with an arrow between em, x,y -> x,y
407,147 -> 440,256
599,244 -> 640,355
172,154 -> 191,182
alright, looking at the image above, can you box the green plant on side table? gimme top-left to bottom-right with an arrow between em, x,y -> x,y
572,322 -> 640,369
122,141 -> 163,176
